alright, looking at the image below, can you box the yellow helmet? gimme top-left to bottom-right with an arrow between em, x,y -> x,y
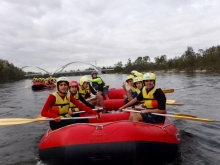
79,76 -> 89,86
143,73 -> 156,81
131,70 -> 138,75
134,72 -> 143,77
133,77 -> 143,83
126,75 -> 134,82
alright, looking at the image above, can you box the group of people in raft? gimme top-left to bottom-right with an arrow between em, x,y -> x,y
32,77 -> 57,85
41,70 -> 166,130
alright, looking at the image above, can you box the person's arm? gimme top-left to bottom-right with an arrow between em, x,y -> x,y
70,94 -> 98,116
120,91 -> 143,110
119,97 -> 138,110
119,92 -> 142,110
79,94 -> 95,109
89,78 -> 100,83
41,94 -> 58,118
126,90 -> 133,101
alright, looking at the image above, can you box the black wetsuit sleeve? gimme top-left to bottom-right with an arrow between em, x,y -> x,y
89,84 -> 97,95
153,88 -> 166,110
79,94 -> 95,109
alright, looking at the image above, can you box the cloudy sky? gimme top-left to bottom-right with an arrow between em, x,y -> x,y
0,0 -> 220,73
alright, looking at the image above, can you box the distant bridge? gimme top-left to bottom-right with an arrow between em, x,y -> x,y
21,62 -> 114,77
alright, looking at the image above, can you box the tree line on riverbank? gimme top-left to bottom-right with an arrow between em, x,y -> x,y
113,45 -> 220,73
0,59 -> 25,82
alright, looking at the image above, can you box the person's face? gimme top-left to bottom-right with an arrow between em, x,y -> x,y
69,86 -> 77,94
135,81 -> 143,90
82,82 -> 89,89
127,79 -> 134,86
144,80 -> 155,89
58,82 -> 68,93
92,74 -> 97,78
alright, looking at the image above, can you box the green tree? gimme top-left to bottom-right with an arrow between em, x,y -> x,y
114,61 -> 123,73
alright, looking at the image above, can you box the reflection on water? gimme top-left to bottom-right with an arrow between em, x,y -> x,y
0,73 -> 220,165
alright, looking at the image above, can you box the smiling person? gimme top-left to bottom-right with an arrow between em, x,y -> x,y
119,73 -> 166,123
41,77 -> 100,130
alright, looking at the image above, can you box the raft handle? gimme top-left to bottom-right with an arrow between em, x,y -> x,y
96,125 -> 104,130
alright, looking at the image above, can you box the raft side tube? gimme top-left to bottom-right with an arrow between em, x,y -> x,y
104,99 -> 125,110
108,88 -> 125,99
39,141 -> 179,165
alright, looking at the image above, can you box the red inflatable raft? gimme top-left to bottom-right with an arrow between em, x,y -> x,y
38,112 -> 180,165
31,83 -> 56,90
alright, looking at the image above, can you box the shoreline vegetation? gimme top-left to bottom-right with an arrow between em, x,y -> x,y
113,45 -> 220,74
1,45 -> 220,82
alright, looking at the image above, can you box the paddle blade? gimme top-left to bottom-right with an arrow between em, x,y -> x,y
166,100 -> 184,106
172,113 -> 197,118
163,89 -> 174,93
166,100 -> 175,104
172,115 -> 217,122
0,118 -> 39,126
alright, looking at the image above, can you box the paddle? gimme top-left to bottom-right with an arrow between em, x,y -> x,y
163,89 -> 174,93
123,109 -> 196,118
24,85 -> 29,88
122,109 -> 219,123
133,100 -> 184,107
166,103 -> 184,106
73,108 -> 103,114
166,100 -> 184,106
166,100 -> 175,104
0,116 -> 97,126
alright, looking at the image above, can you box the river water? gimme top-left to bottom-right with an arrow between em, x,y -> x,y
0,73 -> 220,165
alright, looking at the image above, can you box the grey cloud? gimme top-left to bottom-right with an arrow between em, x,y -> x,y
0,0 -> 220,73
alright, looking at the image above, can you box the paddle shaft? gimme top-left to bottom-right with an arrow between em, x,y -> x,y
122,109 -> 219,122
41,116 -> 96,121
123,109 -> 196,118
166,103 -> 184,106
72,108 -> 103,114
0,116 -> 97,126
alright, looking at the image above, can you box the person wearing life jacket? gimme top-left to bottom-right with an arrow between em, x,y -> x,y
119,73 -> 166,123
68,80 -> 102,122
41,77 -> 100,130
79,76 -> 104,108
122,75 -> 137,104
89,71 -> 109,100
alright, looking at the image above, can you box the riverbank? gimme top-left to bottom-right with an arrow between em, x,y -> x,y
152,68 -> 220,73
